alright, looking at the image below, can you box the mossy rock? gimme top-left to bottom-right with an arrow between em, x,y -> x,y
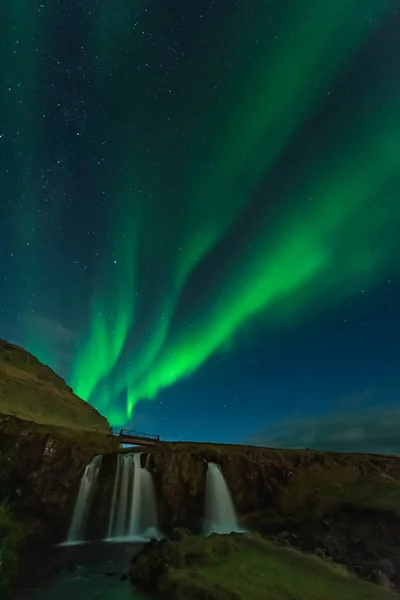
129,532 -> 398,600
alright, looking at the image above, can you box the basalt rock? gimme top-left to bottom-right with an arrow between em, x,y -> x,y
0,416 -> 118,592
110,441 -> 400,590
0,414 -> 116,544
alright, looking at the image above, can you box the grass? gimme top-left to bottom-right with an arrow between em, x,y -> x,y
164,533 -> 397,600
0,504 -> 23,596
0,414 -> 118,451
276,464 -> 400,519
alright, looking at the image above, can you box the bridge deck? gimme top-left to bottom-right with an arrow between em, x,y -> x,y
112,428 -> 160,446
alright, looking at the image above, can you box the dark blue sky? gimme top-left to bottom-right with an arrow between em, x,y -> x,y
135,281 -> 400,448
1,1 -> 399,453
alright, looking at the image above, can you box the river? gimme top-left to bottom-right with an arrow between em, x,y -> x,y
15,541 -> 153,600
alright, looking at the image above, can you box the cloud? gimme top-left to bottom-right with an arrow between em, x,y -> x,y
336,389 -> 377,407
246,402 -> 400,455
18,313 -> 79,345
16,313 -> 78,375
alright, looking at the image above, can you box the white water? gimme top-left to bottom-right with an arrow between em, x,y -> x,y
61,455 -> 103,546
203,462 -> 246,535
106,452 -> 161,543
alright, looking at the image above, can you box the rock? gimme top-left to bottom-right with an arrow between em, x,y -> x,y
322,516 -> 331,530
376,571 -> 392,589
0,339 -> 110,434
171,526 -> 191,541
378,558 -> 395,577
0,414 -> 116,537
281,531 -> 289,538
122,441 -> 400,592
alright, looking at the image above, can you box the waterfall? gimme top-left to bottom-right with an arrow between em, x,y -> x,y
106,452 -> 161,542
62,454 -> 103,546
203,462 -> 246,535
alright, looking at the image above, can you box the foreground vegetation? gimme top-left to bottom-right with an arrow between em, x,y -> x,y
0,449 -> 24,596
0,504 -> 22,596
130,532 -> 397,600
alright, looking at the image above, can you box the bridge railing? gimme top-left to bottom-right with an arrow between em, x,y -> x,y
114,428 -> 160,442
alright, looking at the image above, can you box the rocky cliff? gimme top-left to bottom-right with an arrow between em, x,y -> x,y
0,414 -> 116,543
0,338 -> 109,433
2,337 -> 399,592
97,442 -> 400,590
0,339 -> 118,591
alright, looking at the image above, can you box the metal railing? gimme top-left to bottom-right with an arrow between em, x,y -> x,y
113,428 -> 160,442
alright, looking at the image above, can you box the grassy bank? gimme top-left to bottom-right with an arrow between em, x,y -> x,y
131,532 -> 397,600
276,462 -> 400,519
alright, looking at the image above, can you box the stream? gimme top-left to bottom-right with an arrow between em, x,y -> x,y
15,541 -> 153,600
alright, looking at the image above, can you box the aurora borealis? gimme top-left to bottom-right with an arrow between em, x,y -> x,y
1,1 -> 400,451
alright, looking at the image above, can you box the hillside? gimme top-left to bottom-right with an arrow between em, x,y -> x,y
0,338 -> 110,434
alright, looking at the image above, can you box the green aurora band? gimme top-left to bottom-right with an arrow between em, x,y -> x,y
63,1 -> 398,423
110,94 -> 400,419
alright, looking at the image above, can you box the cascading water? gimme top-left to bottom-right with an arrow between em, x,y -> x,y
61,454 -> 103,546
106,452 -> 161,542
203,462 -> 246,535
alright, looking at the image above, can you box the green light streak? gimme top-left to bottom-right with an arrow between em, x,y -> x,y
111,0 -> 388,413
123,99 -> 400,411
68,1 -> 396,424
71,226 -> 137,405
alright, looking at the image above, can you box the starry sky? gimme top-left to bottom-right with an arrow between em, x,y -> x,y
1,1 -> 400,453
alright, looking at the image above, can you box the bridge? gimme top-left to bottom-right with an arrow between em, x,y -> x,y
112,428 -> 161,447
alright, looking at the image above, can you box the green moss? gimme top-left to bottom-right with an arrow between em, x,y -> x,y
276,464 -> 400,519
161,533 -> 396,600
0,504 -> 23,596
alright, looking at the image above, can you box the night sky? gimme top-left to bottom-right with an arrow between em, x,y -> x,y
1,1 -> 400,453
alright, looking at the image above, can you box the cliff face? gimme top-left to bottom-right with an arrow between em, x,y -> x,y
145,442 -> 400,527
0,415 -> 117,543
0,414 -> 119,594
0,339 -> 118,591
2,335 -> 398,591
0,339 -> 109,434
97,442 -> 400,590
